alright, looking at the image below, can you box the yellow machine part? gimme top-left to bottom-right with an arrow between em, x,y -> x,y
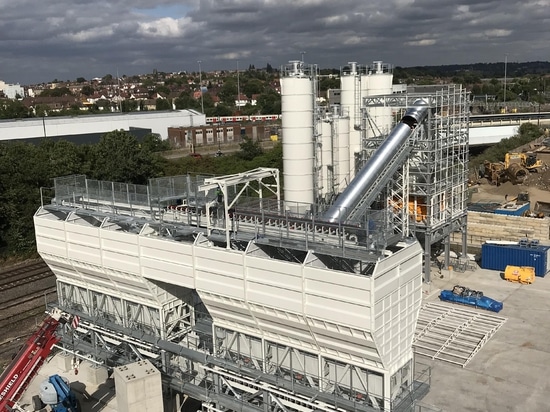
504,265 -> 535,284
388,197 -> 427,222
408,199 -> 427,222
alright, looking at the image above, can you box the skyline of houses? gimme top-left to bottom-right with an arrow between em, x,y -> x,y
0,68 -> 281,114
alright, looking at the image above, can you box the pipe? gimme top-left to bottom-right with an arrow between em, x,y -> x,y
323,99 -> 429,223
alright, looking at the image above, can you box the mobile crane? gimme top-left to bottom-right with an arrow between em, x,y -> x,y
0,308 -> 72,411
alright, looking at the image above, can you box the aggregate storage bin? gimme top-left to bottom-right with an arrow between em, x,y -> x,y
494,202 -> 530,216
481,243 -> 550,277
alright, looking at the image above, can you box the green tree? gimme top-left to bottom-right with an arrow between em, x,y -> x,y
141,134 -> 171,152
91,130 -> 164,184
156,98 -> 171,111
40,87 -> 73,97
238,136 -> 263,160
0,139 -> 88,257
219,79 -> 237,105
319,77 -> 339,91
0,100 -> 30,119
211,104 -> 233,117
35,104 -> 49,117
121,100 -> 139,112
257,90 -> 281,114
81,85 -> 95,96
174,93 -> 199,110
243,79 -> 264,97
156,85 -> 171,96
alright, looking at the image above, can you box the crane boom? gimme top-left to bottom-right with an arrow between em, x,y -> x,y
0,308 -> 70,411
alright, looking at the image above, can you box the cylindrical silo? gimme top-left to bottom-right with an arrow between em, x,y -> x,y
280,61 -> 315,211
340,62 -> 362,183
319,117 -> 333,199
365,61 -> 394,139
334,115 -> 350,191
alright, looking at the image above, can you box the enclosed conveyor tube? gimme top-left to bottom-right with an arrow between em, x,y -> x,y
323,99 -> 429,223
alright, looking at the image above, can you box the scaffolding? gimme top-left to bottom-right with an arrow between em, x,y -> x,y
362,85 -> 470,282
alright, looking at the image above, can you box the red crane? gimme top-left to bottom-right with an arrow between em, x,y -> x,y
0,308 -> 71,411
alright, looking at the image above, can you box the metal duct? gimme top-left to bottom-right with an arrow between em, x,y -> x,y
323,99 -> 429,223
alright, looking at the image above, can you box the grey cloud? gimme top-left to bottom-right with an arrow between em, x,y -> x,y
0,0 -> 546,84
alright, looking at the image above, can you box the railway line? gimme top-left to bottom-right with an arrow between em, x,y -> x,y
0,285 -> 57,312
0,259 -> 58,371
0,260 -> 54,292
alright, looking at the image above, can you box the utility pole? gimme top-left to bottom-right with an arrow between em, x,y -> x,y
503,54 -> 508,111
197,60 -> 204,114
236,60 -> 240,112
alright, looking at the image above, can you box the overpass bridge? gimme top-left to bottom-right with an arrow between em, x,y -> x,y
469,112 -> 550,146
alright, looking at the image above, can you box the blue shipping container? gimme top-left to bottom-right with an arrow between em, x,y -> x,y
481,243 -> 550,277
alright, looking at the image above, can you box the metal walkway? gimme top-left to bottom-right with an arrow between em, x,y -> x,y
413,302 -> 507,367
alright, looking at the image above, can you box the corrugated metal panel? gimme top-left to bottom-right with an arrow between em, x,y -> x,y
481,243 -> 550,276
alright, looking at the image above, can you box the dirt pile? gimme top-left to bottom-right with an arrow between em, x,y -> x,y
522,165 -> 550,191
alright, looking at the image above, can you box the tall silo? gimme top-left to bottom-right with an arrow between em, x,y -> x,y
339,62 -> 358,183
319,116 -> 333,199
334,115 -> 350,191
364,61 -> 394,139
280,61 -> 315,211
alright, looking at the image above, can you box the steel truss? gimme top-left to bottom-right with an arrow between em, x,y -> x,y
57,281 -> 192,341
53,305 -> 430,412
413,302 -> 507,367
362,86 -> 470,282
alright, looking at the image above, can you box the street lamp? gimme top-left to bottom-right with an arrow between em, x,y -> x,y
197,60 -> 204,114
503,54 -> 508,111
236,60 -> 240,111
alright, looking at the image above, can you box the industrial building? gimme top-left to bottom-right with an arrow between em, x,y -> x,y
167,123 -> 269,150
0,109 -> 204,143
31,60 -> 469,411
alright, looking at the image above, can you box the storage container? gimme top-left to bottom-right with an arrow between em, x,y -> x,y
494,202 -> 530,216
481,242 -> 550,276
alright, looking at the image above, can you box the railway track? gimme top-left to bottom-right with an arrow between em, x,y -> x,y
0,259 -> 57,330
0,260 -> 54,292
0,286 -> 57,312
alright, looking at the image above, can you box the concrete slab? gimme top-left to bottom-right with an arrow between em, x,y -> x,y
17,352 -> 117,412
419,264 -> 550,411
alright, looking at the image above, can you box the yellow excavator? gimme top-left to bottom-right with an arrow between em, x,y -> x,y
484,152 -> 543,184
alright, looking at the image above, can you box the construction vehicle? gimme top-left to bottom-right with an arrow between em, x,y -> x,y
483,152 -> 544,184
32,374 -> 79,412
503,265 -> 535,284
0,308 -> 72,412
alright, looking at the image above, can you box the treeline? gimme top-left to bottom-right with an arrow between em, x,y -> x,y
394,61 -> 550,81
0,132 -> 282,261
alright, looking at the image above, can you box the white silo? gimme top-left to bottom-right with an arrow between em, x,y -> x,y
340,62 -> 363,182
280,61 -> 315,211
364,61 -> 394,139
334,115 -> 350,191
319,117 -> 333,199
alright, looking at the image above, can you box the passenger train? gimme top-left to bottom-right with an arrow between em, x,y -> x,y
205,114 -> 281,124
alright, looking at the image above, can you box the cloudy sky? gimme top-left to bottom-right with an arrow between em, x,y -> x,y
1,0 -> 548,85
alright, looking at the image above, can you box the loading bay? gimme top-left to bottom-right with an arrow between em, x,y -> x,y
416,265 -> 550,411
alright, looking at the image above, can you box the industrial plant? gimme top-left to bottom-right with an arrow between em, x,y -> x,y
7,60 -> 470,411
